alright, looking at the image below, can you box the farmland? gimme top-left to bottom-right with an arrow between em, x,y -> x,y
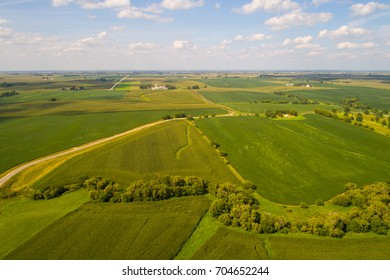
195,115 -> 390,205
1,72 -> 390,260
5,196 -> 210,260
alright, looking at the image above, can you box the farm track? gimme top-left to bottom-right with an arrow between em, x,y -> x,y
108,75 -> 129,91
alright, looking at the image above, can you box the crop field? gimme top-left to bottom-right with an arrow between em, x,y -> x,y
5,196 -> 210,260
189,227 -> 390,260
195,115 -> 390,205
190,227 -> 269,260
0,190 -> 89,259
32,120 -> 239,189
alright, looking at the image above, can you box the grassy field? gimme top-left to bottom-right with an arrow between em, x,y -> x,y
188,227 -> 390,260
195,115 -> 390,205
0,189 -> 89,259
5,196 -> 210,260
31,120 -> 239,190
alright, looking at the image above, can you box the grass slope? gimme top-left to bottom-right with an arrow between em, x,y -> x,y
195,115 -> 390,205
5,196 -> 210,260
0,190 -> 89,259
33,120 -> 239,189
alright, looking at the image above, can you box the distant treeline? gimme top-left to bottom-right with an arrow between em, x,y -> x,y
265,109 -> 298,118
274,91 -> 319,104
0,90 -> 19,98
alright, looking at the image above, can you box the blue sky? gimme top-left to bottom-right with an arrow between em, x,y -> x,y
1,0 -> 390,70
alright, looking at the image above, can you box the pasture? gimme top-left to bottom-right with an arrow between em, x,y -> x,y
195,115 -> 390,205
5,196 -> 210,260
31,120 -> 239,190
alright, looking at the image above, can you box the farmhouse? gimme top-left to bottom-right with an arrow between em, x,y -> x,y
151,84 -> 167,90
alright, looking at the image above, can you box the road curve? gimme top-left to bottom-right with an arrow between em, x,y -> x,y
0,119 -> 169,187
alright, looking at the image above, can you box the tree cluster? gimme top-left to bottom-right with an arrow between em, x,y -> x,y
209,182 -> 290,233
274,91 -> 318,104
0,90 -> 19,98
83,175 -> 208,203
340,97 -> 364,109
30,185 -> 70,200
265,109 -> 298,118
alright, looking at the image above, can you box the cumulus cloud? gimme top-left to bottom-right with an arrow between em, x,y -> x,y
234,33 -> 270,41
350,1 -> 390,16
336,41 -> 375,49
282,36 -> 313,45
215,3 -> 221,9
160,0 -> 204,10
234,0 -> 299,14
128,42 -> 160,54
64,31 -> 108,52
173,40 -> 191,49
265,10 -> 332,30
117,7 -> 173,22
319,25 -> 369,39
0,18 -> 8,24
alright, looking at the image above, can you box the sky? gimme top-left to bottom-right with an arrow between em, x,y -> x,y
0,0 -> 390,71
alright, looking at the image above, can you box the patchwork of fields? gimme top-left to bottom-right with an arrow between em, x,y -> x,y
1,73 -> 390,260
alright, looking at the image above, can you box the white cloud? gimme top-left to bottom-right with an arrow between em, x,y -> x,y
295,43 -> 321,49
350,2 -> 390,16
234,0 -> 299,14
386,41 -> 390,46
160,0 -> 204,10
283,36 -> 313,45
173,40 -> 191,49
52,0 -> 73,7
64,31 -> 108,53
117,7 -> 173,22
265,10 -> 332,30
111,26 -> 125,31
234,33 -> 270,41
97,31 -> 107,40
319,25 -> 369,39
336,41 -> 375,49
215,3 -> 221,9
312,0 -> 330,6
0,18 -> 8,25
128,42 -> 159,54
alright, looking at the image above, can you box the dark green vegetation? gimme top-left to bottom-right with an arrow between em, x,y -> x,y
191,227 -> 390,259
5,196 -> 210,260
29,120 -> 238,191
196,115 -> 390,205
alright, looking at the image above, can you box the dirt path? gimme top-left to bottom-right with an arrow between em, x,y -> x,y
0,119 -> 169,187
191,90 -> 235,116
109,75 -> 129,91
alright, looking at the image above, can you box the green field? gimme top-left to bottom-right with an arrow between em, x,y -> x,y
0,190 -> 89,259
5,196 -> 210,260
189,227 -> 390,260
196,115 -> 390,205
31,120 -> 239,189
